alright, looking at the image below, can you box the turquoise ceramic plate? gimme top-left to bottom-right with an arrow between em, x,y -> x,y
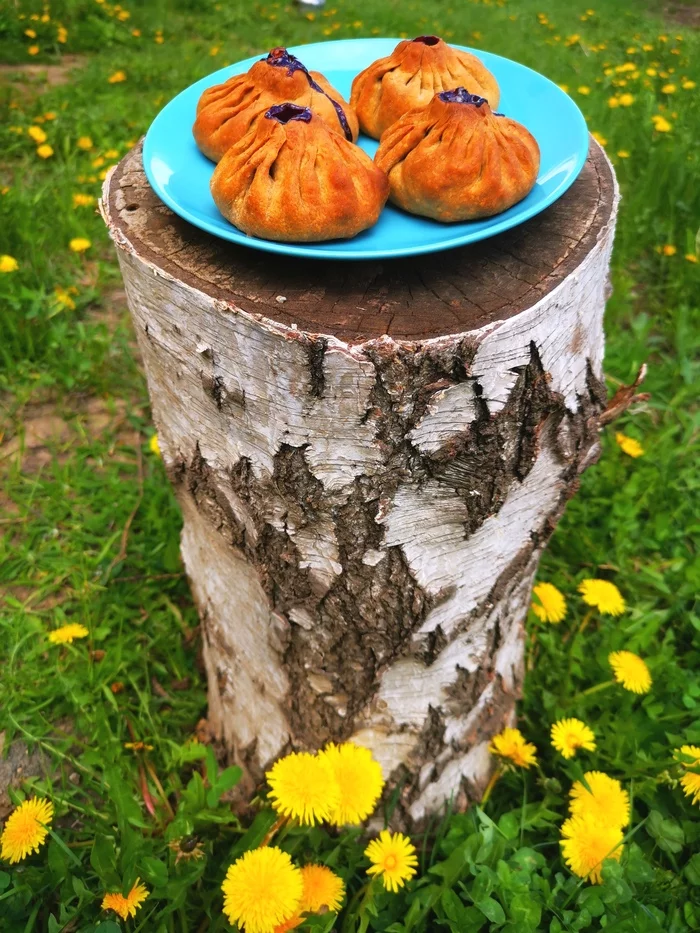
143,38 -> 588,260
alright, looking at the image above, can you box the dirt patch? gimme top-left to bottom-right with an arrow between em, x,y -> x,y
0,395 -> 144,473
0,734 -> 48,820
663,2 -> 700,27
0,55 -> 88,97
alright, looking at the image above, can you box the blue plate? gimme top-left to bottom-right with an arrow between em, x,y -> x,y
143,38 -> 588,260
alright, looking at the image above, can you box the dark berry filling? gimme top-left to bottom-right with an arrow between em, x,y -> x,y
413,35 -> 440,46
263,47 -> 353,140
265,102 -> 312,124
438,86 -> 488,107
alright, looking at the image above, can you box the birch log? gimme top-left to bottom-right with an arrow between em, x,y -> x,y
102,138 -> 618,824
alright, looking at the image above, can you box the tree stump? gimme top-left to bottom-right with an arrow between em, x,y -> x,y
101,138 -> 618,824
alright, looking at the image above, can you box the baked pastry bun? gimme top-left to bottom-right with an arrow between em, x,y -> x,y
210,102 -> 389,242
351,35 -> 500,139
194,47 -> 359,162
374,88 -> 540,222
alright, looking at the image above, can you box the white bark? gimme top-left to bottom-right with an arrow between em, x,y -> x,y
103,141 -> 619,821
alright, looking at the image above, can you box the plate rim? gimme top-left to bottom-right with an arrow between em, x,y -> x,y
143,37 -> 589,261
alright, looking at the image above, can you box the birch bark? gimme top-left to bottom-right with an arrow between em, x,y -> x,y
102,138 -> 618,823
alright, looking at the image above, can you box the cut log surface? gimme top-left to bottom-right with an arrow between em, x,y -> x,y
102,138 -> 618,824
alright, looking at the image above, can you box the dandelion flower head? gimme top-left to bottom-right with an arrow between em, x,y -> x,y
101,880 -> 149,920
531,582 -> 567,623
266,751 -> 339,825
48,623 -> 89,645
0,255 -> 19,273
1,797 -> 54,864
676,746 -> 700,805
320,742 -> 384,825
560,813 -> 623,884
489,727 -> 537,768
299,863 -> 345,912
569,771 -> 630,828
551,718 -> 596,759
615,432 -> 644,458
609,650 -> 652,693
365,830 -> 418,892
221,846 -> 303,933
578,579 -> 626,615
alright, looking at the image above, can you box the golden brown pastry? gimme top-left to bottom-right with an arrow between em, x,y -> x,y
351,35 -> 500,139
374,88 -> 540,222
210,102 -> 389,242
194,47 -> 359,162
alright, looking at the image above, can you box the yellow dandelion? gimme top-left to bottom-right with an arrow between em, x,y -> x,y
531,582 -> 567,623
608,650 -> 652,694
48,623 -> 89,645
101,880 -> 149,920
0,255 -> 19,273
592,131 -> 607,147
652,114 -> 672,132
682,80 -> 696,90
28,45 -> 40,55
685,254 -> 698,264
1,798 -> 54,864
618,93 -> 635,106
578,579 -> 626,615
57,27 -> 68,43
551,719 -> 596,759
132,28 -> 142,36
676,746 -> 700,805
615,432 -> 644,458
108,70 -> 127,84
28,125 -> 47,144
124,741 -> 154,751
73,193 -> 95,208
570,771 -> 630,827
69,237 -> 91,253
560,813 -> 624,884
210,46 -> 220,56
489,727 -> 537,769
37,144 -> 54,159
661,83 -> 676,94
155,35 -> 164,44
578,86 -> 591,95
25,28 -> 37,38
558,84 -> 569,94
77,136 -> 93,150
299,863 -> 345,912
266,751 -> 340,825
662,244 -> 677,257
149,433 -> 161,456
222,847 -> 303,933
647,67 -> 657,76
365,830 -> 418,893
54,287 -> 76,311
117,9 -> 130,19
104,148 -> 119,159
44,112 -> 57,121
617,150 -> 630,158
319,742 -> 384,825
92,156 -> 105,168
608,96 -> 620,108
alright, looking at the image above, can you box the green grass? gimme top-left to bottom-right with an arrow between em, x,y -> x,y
0,0 -> 699,930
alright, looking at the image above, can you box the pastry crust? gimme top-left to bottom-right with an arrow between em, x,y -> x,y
351,35 -> 500,139
374,87 -> 540,222
210,103 -> 389,242
194,47 -> 359,162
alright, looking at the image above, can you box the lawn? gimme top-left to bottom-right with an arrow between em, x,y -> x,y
0,0 -> 699,930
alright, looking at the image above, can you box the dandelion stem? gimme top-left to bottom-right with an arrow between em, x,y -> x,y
569,679 -> 615,703
260,814 -> 288,847
480,766 -> 502,806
